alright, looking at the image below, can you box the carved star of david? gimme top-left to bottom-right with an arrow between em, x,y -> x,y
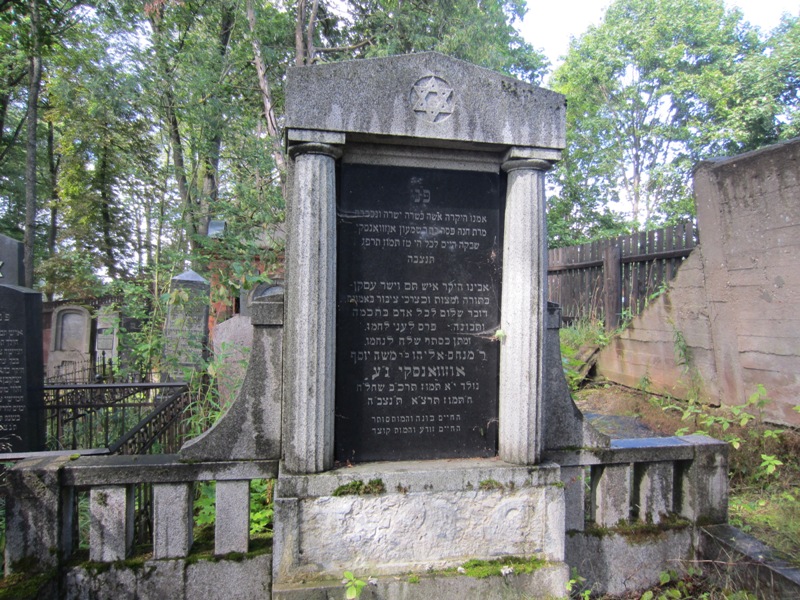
411,76 -> 454,123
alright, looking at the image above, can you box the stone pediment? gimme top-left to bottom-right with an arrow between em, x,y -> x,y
285,52 -> 565,149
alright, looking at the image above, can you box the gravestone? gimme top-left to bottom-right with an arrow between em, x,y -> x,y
163,270 -> 209,380
273,52 -> 578,598
94,308 -> 119,362
0,285 -> 45,452
48,305 -> 92,381
0,234 -> 24,286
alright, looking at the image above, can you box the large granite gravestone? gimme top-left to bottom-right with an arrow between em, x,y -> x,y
0,234 -> 24,286
163,270 -> 209,380
0,285 -> 45,452
272,53 -> 597,598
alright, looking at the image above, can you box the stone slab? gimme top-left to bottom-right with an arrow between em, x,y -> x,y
286,52 -> 566,150
272,565 -> 570,600
0,284 -> 45,452
273,461 -> 564,583
60,553 -> 272,600
0,234 -> 24,286
566,527 -> 694,597
335,163 -> 501,462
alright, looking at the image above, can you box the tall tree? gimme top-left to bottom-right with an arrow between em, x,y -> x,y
551,0 -> 763,229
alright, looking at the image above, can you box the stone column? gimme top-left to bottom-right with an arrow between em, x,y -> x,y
283,137 -> 343,474
498,148 -> 559,465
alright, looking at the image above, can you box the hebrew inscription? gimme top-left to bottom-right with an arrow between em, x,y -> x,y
335,164 -> 501,462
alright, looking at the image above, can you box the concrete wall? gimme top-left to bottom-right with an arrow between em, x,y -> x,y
597,138 -> 800,426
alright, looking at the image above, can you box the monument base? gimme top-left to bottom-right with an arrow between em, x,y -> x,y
272,459 -> 568,599
272,567 -> 569,600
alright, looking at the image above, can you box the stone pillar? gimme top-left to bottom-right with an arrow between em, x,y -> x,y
215,480 -> 250,554
5,456 -> 71,575
153,482 -> 194,559
89,485 -> 134,562
591,464 -> 632,527
498,148 -> 558,465
283,137 -> 343,474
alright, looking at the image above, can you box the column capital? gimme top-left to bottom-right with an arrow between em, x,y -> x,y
501,147 -> 561,173
288,142 -> 343,160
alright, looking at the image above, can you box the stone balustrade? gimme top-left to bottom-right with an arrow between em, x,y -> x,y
544,435 -> 728,532
4,455 -> 278,574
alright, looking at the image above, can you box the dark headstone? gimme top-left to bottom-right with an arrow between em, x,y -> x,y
163,270 -> 209,380
0,234 -> 24,286
335,164 -> 501,462
0,285 -> 45,452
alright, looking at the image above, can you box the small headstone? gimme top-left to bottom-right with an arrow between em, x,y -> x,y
0,234 -> 24,286
48,305 -> 92,381
335,164 -> 501,462
0,285 -> 45,452
94,308 -> 119,361
163,270 -> 210,380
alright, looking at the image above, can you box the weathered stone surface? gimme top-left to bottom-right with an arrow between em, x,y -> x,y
597,138 -> 800,426
0,233 -> 24,285
163,269 -> 209,380
62,454 -> 278,486
283,143 -> 340,474
566,528 -> 694,597
210,314 -> 252,407
273,566 -> 570,600
61,553 -> 273,600
286,52 -> 566,150
543,303 -> 609,452
215,480 -> 250,554
180,293 -> 283,461
5,456 -> 70,575
153,482 -> 194,559
700,524 -> 800,600
678,435 -> 728,524
636,462 -> 674,524
48,304 -> 91,380
591,464 -> 631,527
273,461 -> 565,583
89,485 -> 134,562
498,158 -> 549,465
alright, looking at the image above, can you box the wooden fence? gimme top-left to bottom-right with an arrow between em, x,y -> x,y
547,223 -> 697,330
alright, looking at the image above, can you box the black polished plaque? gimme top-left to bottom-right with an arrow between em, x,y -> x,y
0,284 -> 45,452
335,164 -> 501,463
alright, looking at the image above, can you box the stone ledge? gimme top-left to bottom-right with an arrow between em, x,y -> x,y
543,435 -> 727,467
62,455 -> 279,486
700,524 -> 800,600
272,563 -> 570,600
276,458 -> 561,498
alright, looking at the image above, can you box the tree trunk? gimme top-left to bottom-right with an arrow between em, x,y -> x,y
246,0 -> 286,188
23,0 -> 42,288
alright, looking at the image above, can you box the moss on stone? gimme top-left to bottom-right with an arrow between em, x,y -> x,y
477,479 -> 504,491
332,478 -> 386,496
451,556 -> 548,579
0,569 -> 57,600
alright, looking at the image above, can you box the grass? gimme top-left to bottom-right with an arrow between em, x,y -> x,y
574,381 -> 800,576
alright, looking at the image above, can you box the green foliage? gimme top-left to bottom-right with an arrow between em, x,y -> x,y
637,567 -> 756,599
651,385 -> 792,485
342,571 -> 367,599
549,0 -> 795,234
559,318 -> 611,391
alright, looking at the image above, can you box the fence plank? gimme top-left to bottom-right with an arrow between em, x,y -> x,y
547,222 -> 696,323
